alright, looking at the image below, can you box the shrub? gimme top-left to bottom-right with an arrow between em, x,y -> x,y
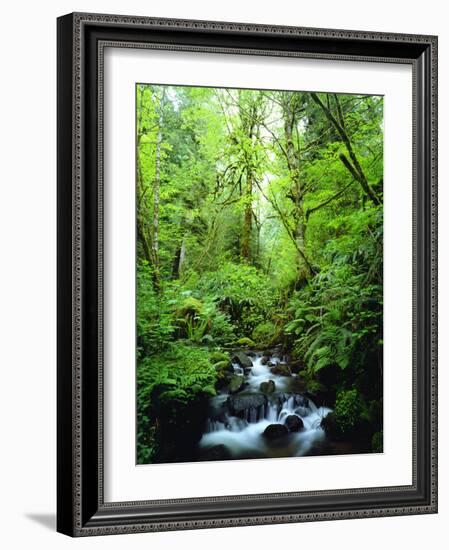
284,207 -> 382,391
136,262 -> 175,357
252,320 -> 278,347
173,293 -> 235,345
137,343 -> 217,463
333,389 -> 363,432
195,261 -> 277,334
235,336 -> 255,347
209,351 -> 230,364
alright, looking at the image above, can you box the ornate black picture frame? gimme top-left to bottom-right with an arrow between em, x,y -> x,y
57,12 -> 438,536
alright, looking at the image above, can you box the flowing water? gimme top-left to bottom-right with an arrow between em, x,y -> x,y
198,352 -> 332,460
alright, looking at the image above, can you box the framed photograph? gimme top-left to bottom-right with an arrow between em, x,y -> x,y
57,12 -> 438,536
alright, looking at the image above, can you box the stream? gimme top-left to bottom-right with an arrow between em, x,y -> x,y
198,350 -> 332,461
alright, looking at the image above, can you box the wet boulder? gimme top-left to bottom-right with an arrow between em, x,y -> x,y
260,379 -> 276,395
227,393 -> 267,416
232,351 -> 253,370
285,414 -> 304,432
214,360 -> 234,389
271,364 -> 292,376
262,423 -> 289,440
228,374 -> 244,394
260,356 -> 270,365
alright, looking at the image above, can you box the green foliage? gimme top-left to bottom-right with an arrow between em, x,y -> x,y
135,84 -> 384,462
252,321 -> 278,347
209,351 -> 230,364
137,343 -> 217,463
195,262 -> 277,334
173,292 -> 236,346
138,344 -> 217,403
235,337 -> 256,347
136,262 -> 174,357
284,204 -> 382,402
213,360 -> 231,381
176,296 -> 203,318
333,389 -> 363,432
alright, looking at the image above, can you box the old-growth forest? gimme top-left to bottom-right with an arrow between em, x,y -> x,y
136,84 -> 383,464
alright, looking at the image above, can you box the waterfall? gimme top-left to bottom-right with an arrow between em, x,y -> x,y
199,352 -> 332,459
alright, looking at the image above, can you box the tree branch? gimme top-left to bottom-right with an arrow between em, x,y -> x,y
311,92 -> 380,206
305,180 -> 356,221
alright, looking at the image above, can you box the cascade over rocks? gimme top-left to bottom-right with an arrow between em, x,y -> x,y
198,351 -> 332,460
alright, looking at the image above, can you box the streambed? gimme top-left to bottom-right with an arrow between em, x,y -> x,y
198,351 -> 332,461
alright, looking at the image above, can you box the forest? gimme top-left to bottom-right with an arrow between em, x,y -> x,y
136,84 -> 384,464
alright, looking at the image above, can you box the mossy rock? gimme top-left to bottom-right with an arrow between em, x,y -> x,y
260,380 -> 276,394
231,351 -> 253,369
213,360 -> 232,379
235,336 -> 255,347
176,296 -> 203,319
209,351 -> 230,364
228,374 -> 244,394
270,364 -> 291,376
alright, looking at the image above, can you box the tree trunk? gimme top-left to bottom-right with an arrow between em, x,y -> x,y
151,89 -> 166,289
282,94 -> 312,279
172,235 -> 187,279
241,172 -> 253,261
136,86 -> 154,268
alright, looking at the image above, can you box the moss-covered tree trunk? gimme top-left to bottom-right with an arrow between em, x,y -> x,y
151,89 -> 166,290
241,171 -> 253,261
281,93 -> 312,279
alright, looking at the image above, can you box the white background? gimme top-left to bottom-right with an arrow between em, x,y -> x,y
104,49 -> 413,501
0,0 -> 446,548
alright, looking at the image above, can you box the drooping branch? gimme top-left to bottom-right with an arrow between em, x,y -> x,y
305,180 -> 356,221
310,92 -> 380,206
254,180 -> 312,274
